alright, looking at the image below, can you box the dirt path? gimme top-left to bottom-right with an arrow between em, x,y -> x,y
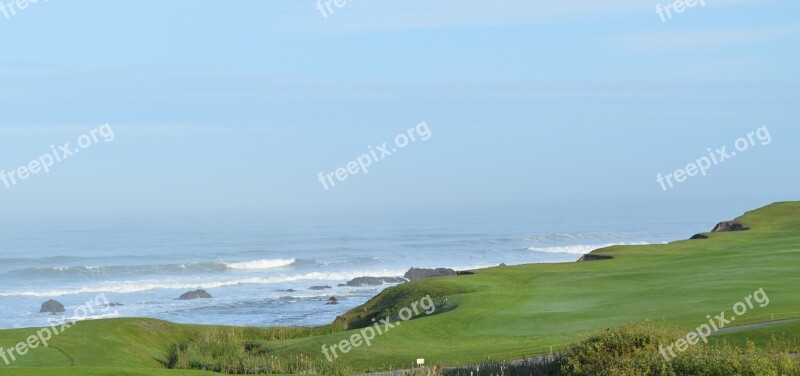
713,317 -> 800,334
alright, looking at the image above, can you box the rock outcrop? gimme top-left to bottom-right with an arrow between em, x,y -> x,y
578,254 -> 614,262
346,277 -> 406,287
404,267 -> 457,281
178,289 -> 213,300
40,300 -> 65,313
711,221 -> 750,232
308,285 -> 332,290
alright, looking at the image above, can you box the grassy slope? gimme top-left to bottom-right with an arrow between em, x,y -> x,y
262,201 -> 800,371
1,201 -> 798,374
0,367 -> 218,376
0,318 -> 217,375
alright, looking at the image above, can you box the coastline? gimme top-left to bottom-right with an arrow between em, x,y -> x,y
1,239 -> 660,330
2,202 -> 799,375
1,200 -> 743,330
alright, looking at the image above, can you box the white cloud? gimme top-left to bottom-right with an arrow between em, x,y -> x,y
298,0 -> 761,31
608,25 -> 800,49
0,125 -> 303,137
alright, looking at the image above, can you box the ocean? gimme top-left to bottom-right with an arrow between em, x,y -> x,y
0,200 -> 762,329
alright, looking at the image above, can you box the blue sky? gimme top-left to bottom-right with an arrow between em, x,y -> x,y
0,0 -> 798,218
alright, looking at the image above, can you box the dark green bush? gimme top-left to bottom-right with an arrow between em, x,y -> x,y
443,323 -> 800,376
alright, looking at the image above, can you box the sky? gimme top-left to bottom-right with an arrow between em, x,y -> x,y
0,0 -> 798,219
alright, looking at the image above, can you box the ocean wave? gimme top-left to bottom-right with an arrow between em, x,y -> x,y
61,311 -> 122,322
523,232 -> 637,243
0,255 -> 92,265
527,242 -> 648,254
0,269 -> 408,297
3,258 -> 297,278
223,258 -> 296,270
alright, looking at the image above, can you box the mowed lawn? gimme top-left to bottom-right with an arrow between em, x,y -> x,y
1,202 -> 798,374
0,319 -> 285,375
0,318 -> 216,374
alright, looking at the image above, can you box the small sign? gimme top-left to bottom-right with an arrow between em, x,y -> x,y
416,358 -> 425,366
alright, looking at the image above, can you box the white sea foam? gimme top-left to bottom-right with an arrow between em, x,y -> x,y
63,311 -> 121,322
523,232 -> 635,242
5,259 -> 298,277
224,258 -> 296,270
0,269 -> 408,297
527,242 -> 649,254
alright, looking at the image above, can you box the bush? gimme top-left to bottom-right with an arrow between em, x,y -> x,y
558,322 -> 800,376
168,322 -> 800,375
558,321 -> 687,376
167,327 -> 351,375
443,323 -> 800,376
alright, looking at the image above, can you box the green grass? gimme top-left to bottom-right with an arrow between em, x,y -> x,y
0,318 -> 220,374
0,367 -> 220,376
2,201 -> 799,375
0,319 -> 192,367
253,202 -> 800,372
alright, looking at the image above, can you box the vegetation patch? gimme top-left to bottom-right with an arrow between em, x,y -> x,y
444,322 -> 800,376
167,327 -> 351,375
333,280 -> 470,330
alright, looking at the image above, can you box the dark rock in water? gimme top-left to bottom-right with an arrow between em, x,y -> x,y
326,297 -> 339,305
712,221 -> 750,232
178,289 -> 213,300
578,254 -> 614,262
690,233 -> 709,240
346,276 -> 406,287
100,303 -> 124,308
40,300 -> 65,313
404,267 -> 457,281
277,289 -> 297,293
308,285 -> 332,290
337,283 -> 347,287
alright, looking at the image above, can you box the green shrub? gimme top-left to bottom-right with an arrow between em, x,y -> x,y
443,323 -> 800,376
167,327 -> 352,375
169,322 -> 800,375
558,322 -> 800,376
558,321 -> 687,376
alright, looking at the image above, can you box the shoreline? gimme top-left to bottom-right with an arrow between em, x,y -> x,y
0,239 -> 669,330
0,250 -> 615,331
